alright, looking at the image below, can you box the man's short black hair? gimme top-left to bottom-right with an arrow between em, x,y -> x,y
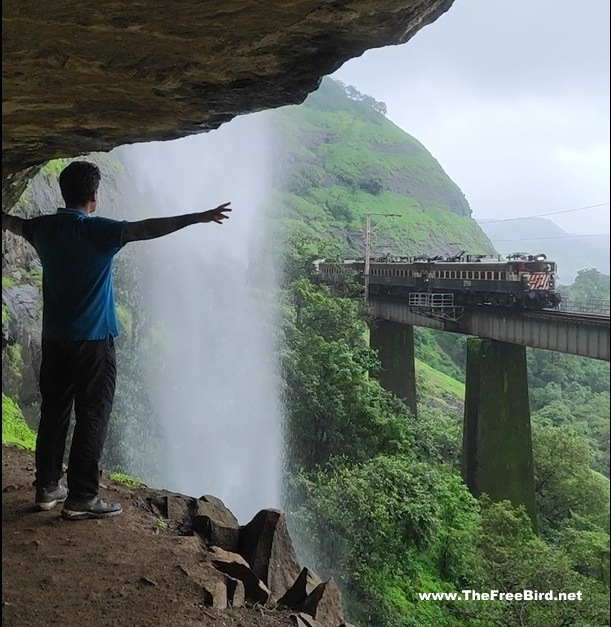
59,161 -> 101,208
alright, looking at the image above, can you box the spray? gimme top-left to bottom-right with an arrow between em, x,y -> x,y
115,113 -> 282,521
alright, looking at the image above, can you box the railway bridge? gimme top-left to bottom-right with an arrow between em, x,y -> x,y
368,296 -> 610,529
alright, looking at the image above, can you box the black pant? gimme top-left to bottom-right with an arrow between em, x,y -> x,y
35,336 -> 116,500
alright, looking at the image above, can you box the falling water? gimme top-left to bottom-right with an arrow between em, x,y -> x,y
115,114 -> 282,522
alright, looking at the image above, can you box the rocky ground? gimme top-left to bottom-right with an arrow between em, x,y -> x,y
2,445 -> 300,627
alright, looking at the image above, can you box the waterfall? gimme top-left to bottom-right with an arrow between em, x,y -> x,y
115,114 -> 282,522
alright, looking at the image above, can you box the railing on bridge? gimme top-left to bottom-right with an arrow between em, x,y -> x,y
558,299 -> 610,315
408,292 -> 454,308
408,292 -> 464,322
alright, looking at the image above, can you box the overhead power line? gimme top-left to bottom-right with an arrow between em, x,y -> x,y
478,202 -> 610,224
495,233 -> 610,242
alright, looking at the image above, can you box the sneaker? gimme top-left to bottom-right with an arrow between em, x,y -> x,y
61,496 -> 123,520
35,484 -> 68,511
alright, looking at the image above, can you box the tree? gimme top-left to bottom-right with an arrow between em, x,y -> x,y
559,268 -> 610,303
532,419 -> 609,536
453,499 -> 610,627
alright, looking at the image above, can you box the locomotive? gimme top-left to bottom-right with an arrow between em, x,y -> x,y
312,252 -> 561,310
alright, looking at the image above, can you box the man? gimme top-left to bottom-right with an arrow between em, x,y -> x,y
2,160 -> 232,520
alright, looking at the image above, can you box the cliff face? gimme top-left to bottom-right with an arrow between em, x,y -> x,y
2,0 -> 455,205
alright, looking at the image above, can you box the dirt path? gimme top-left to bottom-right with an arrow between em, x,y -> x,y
2,445 -> 294,627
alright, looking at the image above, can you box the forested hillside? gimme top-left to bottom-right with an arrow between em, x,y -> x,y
280,257 -> 609,626
266,78 -> 494,259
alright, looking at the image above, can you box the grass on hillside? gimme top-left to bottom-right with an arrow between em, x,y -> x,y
2,393 -> 36,450
267,78 -> 494,258
1,393 -> 147,487
415,359 -> 465,400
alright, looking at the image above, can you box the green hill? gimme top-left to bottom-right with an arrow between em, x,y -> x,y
267,78 -> 494,258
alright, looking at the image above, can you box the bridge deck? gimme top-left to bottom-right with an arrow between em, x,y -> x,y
371,299 -> 610,361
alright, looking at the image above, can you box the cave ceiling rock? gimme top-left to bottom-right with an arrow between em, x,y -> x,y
2,0 -> 455,208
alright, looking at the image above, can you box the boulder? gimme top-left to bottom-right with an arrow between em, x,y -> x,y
225,576 -> 245,608
239,508 -> 302,603
277,567 -> 322,608
192,494 -> 240,551
294,580 -> 344,627
174,536 -> 245,609
146,491 -> 239,542
291,613 -> 327,627
178,562 -> 228,609
208,546 -> 270,605
146,492 -> 193,532
170,534 -> 205,557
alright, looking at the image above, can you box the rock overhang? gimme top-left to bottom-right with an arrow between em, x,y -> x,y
2,0 -> 455,205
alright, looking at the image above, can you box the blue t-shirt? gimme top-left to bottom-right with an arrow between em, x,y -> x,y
22,208 -> 128,341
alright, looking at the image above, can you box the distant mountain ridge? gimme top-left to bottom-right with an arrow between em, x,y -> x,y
478,217 -> 610,284
267,78 -> 494,258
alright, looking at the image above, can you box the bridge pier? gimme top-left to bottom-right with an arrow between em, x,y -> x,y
462,338 -> 537,529
370,320 -> 417,416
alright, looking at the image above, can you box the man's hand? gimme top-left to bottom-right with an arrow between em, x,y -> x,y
123,202 -> 234,243
199,202 -> 232,225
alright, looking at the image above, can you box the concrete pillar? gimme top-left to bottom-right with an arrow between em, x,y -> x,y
462,338 -> 537,529
370,320 -> 417,417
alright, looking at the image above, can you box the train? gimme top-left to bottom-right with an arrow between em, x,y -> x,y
311,252 -> 561,311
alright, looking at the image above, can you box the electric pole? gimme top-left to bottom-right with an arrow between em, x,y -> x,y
363,212 -> 401,302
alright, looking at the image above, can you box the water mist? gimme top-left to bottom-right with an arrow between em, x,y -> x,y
115,114 -> 282,522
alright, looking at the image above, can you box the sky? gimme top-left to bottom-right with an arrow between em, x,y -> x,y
333,0 -> 610,236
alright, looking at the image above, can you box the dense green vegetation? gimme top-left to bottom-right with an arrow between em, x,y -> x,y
559,268 -> 610,305
280,269 -> 609,626
270,85 -> 610,623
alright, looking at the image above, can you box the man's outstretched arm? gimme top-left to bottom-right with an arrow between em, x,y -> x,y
122,202 -> 232,244
2,212 -> 26,237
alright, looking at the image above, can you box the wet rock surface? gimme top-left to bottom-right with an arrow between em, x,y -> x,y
293,580 -> 345,627
2,282 -> 42,415
239,508 -> 303,603
278,567 -> 323,609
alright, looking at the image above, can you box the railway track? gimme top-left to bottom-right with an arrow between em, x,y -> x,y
537,309 -> 610,323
